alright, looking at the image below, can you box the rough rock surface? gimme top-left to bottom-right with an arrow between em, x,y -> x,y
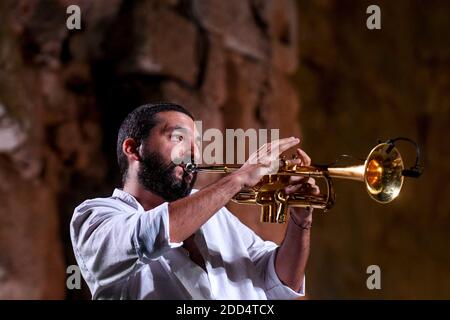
0,0 -> 449,299
0,0 -> 300,298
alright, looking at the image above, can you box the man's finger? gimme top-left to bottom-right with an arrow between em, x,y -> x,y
296,148 -> 311,166
285,178 -> 319,194
272,137 -> 300,156
254,137 -> 298,161
288,176 -> 314,185
268,137 -> 299,152
288,175 -> 303,183
285,158 -> 303,166
311,185 -> 320,195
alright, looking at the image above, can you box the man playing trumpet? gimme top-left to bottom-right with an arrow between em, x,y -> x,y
70,103 -> 319,299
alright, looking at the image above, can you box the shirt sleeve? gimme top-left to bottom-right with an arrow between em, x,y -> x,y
264,248 -> 305,299
223,208 -> 305,300
70,199 -> 182,289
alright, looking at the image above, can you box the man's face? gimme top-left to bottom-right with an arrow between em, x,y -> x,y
137,111 -> 201,201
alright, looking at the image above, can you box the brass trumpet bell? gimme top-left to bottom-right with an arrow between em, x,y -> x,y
362,143 -> 404,203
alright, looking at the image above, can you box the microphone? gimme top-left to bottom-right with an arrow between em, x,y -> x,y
381,137 -> 423,178
402,167 -> 423,178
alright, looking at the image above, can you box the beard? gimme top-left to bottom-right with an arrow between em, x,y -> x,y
137,148 -> 197,202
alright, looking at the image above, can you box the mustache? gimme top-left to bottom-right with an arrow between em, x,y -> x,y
171,158 -> 196,177
162,160 -> 197,182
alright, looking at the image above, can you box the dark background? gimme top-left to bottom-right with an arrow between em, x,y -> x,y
0,0 -> 449,299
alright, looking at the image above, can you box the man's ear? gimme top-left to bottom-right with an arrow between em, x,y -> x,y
122,138 -> 142,162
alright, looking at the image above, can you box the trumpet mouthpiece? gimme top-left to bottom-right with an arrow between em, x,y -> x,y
183,163 -> 197,174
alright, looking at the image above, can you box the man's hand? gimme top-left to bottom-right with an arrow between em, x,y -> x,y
235,137 -> 300,188
285,148 -> 320,226
275,147 -> 317,291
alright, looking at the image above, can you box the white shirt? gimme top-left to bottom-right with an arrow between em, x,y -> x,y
70,188 -> 305,299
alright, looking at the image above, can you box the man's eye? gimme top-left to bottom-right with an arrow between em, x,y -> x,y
171,134 -> 184,142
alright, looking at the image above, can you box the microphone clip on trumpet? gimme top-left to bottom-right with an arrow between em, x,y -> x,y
183,138 -> 423,224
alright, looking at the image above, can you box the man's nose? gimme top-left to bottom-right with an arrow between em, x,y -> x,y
178,138 -> 201,164
191,139 -> 201,164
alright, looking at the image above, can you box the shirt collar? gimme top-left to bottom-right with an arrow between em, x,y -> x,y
111,188 -> 200,211
112,188 -> 144,211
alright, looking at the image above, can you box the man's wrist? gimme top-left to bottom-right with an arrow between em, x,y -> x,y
290,209 -> 313,230
229,171 -> 247,189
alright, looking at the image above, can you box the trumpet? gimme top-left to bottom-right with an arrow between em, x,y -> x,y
184,139 -> 420,223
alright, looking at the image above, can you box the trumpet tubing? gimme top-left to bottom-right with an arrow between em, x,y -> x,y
186,142 -> 405,223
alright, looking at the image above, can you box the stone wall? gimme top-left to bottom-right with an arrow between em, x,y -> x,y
0,0 -> 300,299
0,0 -> 449,299
295,0 -> 450,298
